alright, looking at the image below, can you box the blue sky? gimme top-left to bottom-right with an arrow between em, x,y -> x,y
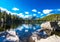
0,0 -> 60,18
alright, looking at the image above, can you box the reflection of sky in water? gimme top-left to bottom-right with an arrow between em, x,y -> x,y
16,24 -> 41,32
0,24 -> 41,42
15,24 -> 41,41
15,24 -> 41,39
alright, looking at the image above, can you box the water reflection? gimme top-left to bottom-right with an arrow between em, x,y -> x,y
15,24 -> 41,42
0,23 -> 42,42
0,23 -> 20,31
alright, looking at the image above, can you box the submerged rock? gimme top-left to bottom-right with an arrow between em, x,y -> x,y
28,31 -> 48,42
4,30 -> 19,42
29,32 -> 40,42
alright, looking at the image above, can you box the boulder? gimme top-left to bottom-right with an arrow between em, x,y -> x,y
4,30 -> 19,42
36,35 -> 60,42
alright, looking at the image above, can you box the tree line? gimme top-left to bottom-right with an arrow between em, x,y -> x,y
0,9 -> 60,24
0,9 -> 24,24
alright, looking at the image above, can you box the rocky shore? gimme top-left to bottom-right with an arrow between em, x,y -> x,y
35,34 -> 60,42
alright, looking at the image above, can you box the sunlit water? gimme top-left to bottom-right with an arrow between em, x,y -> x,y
0,24 -> 47,42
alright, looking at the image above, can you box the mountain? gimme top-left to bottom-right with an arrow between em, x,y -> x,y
23,16 -> 37,20
38,14 -> 60,21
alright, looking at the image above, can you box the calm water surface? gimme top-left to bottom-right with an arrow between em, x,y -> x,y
0,23 -> 42,42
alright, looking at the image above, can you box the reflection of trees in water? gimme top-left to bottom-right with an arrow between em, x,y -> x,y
0,23 -> 20,31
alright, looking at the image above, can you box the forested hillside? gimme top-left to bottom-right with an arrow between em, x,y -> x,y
38,14 -> 60,21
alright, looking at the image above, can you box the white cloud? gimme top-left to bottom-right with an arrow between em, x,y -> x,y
41,14 -> 43,16
25,12 -> 29,14
24,15 -> 29,18
1,7 -> 60,18
43,9 -> 53,14
0,7 -> 18,15
33,14 -> 36,16
19,13 -> 23,14
11,13 -> 17,15
12,7 -> 19,11
17,13 -> 32,19
0,7 -> 7,11
57,9 -> 60,11
17,13 -> 24,18
24,15 -> 32,18
32,9 -> 37,12
38,12 -> 41,14
0,7 -> 11,14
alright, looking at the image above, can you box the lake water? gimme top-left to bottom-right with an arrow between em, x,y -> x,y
0,23 -> 48,42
